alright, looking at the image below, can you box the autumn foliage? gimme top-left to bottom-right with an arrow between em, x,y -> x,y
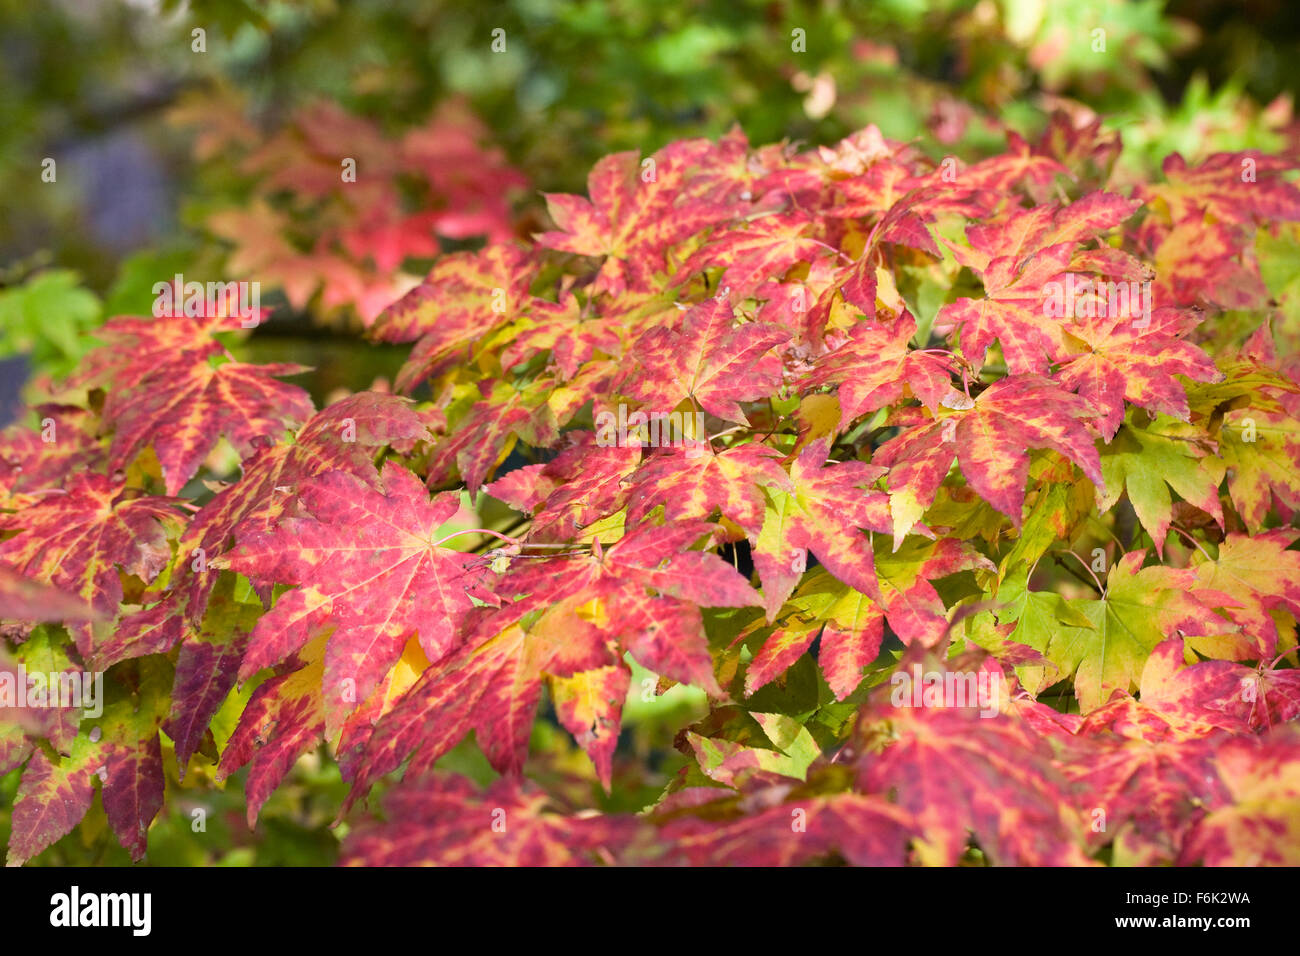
4,115 -> 1300,866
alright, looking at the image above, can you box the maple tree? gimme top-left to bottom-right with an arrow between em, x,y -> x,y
5,113 -> 1300,869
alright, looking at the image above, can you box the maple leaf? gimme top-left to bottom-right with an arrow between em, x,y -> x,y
205,202 -> 334,312
1219,404 -> 1300,531
960,192 -> 1139,272
217,637 -> 326,826
1178,731 -> 1300,865
163,579 -> 257,773
346,617 -> 615,799
873,536 -> 994,646
1146,220 -> 1268,310
481,519 -> 760,692
499,293 -> 623,381
874,375 -> 1104,536
1040,552 -> 1234,712
675,710 -> 822,790
1097,417 -> 1226,556
1190,530 -> 1300,627
97,664 -> 170,862
0,628 -> 84,758
72,312 -> 314,495
425,379 -> 559,494
939,192 -> 1140,373
1055,306 -> 1223,440
1055,641 -> 1243,864
92,392 -> 434,671
6,661 -> 170,866
742,568 -> 884,699
958,131 -> 1071,193
1034,109 -> 1121,183
1135,638 -> 1296,734
662,790 -> 914,866
487,432 -> 640,542
343,773 -> 639,866
854,657 -> 1092,865
622,298 -> 789,425
1143,151 -> 1300,226
673,211 -> 834,298
939,245 -> 1075,375
6,743 -> 96,866
624,441 -> 791,538
805,311 -> 960,429
203,98 -> 523,323
0,475 -> 184,653
549,663 -> 631,787
747,535 -> 993,697
220,462 -> 491,735
537,148 -> 728,296
0,405 -> 105,509
350,522 -> 758,798
752,438 -> 893,617
371,243 -> 535,390
0,567 -> 101,623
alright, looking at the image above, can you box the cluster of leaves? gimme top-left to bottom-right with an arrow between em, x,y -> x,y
160,0 -> 1300,337
0,268 -> 101,383
180,96 -> 529,326
5,114 -> 1300,866
9,0 -> 1296,334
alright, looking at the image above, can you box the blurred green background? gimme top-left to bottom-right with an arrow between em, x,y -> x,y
3,0 -> 1300,864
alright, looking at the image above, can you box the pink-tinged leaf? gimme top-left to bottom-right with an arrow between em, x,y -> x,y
662,791 -> 913,866
0,567 -> 102,622
874,375 -> 1103,531
855,655 -> 1092,866
1056,306 -> 1222,440
342,773 -> 640,865
5,747 -> 95,866
165,635 -> 248,773
218,641 -> 325,827
1144,151 -> 1300,226
537,149 -> 729,296
222,462 -> 490,736
625,441 -> 792,538
623,298 -> 790,425
0,475 -> 184,655
100,731 -> 164,863
675,212 -> 833,298
550,662 -> 630,789
1178,731 -> 1300,865
807,311 -> 958,428
488,432 -> 640,542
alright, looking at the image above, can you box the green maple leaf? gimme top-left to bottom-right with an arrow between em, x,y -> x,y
1098,416 -> 1226,555
1043,552 -> 1231,711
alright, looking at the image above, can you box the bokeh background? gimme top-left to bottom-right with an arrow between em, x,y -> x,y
2,0 -> 1299,864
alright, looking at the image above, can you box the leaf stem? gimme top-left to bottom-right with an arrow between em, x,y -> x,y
431,527 -> 522,548
1168,524 -> 1216,563
1052,548 -> 1105,595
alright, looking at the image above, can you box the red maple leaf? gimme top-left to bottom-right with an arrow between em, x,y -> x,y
537,146 -> 729,296
72,313 -> 314,495
220,462 -> 492,735
343,773 -> 640,866
873,375 -> 1104,534
623,298 -> 789,425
